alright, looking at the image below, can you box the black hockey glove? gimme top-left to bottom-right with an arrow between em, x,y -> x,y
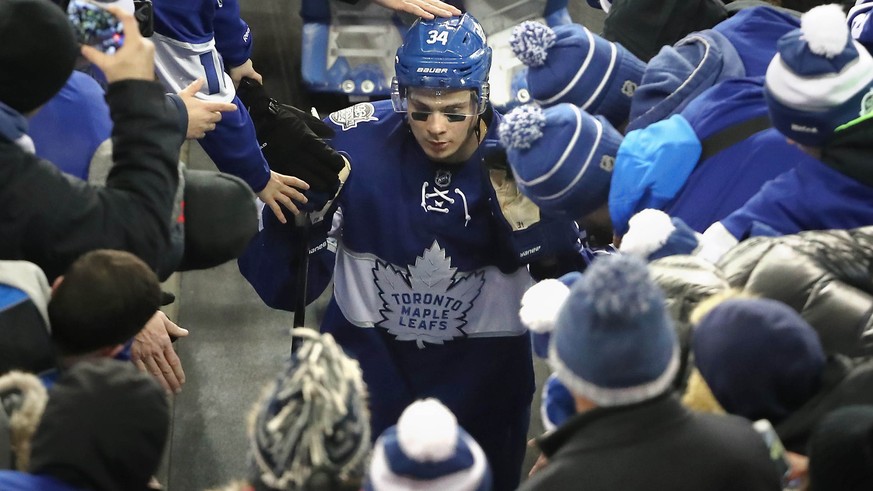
237,78 -> 347,213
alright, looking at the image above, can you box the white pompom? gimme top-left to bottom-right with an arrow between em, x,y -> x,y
397,399 -> 458,462
802,4 -> 850,58
619,209 -> 676,259
510,21 -> 557,66
519,279 -> 570,333
499,104 -> 547,150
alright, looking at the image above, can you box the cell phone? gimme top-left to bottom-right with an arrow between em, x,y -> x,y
753,419 -> 797,489
66,0 -> 125,54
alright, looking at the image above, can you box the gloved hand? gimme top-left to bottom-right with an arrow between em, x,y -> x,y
619,209 -> 701,261
237,78 -> 347,213
484,146 -> 581,264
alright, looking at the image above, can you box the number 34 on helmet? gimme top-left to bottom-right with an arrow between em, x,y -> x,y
392,13 -> 493,116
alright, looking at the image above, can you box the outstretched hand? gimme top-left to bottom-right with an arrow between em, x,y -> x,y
257,171 -> 310,224
178,79 -> 238,139
372,0 -> 461,18
132,311 -> 189,394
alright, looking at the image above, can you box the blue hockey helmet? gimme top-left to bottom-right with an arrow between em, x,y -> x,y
392,13 -> 492,114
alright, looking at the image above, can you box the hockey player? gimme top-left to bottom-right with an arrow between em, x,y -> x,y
240,13 -> 580,491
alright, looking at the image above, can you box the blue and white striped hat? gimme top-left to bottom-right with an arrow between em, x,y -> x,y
366,399 -> 491,491
499,103 -> 622,220
765,4 -> 873,146
509,21 -> 645,126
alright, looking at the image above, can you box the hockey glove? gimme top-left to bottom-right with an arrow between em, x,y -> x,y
237,78 -> 347,213
485,147 -> 581,265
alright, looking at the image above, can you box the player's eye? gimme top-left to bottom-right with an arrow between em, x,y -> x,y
409,112 -> 468,123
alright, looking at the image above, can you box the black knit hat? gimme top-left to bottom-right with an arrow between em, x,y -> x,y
29,359 -> 169,491
0,0 -> 78,113
808,405 -> 873,491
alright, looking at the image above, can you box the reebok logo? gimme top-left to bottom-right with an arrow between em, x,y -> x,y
790,124 -> 818,134
416,68 -> 448,74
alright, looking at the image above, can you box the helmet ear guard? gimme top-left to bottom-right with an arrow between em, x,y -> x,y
392,13 -> 492,114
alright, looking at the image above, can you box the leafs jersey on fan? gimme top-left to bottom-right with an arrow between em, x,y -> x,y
150,0 -> 270,191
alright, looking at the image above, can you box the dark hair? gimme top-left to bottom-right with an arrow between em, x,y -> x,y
48,249 -> 161,355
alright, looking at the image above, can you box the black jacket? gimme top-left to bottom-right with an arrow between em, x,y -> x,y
520,394 -> 781,491
0,81 -> 181,280
777,356 -> 873,454
717,226 -> 873,357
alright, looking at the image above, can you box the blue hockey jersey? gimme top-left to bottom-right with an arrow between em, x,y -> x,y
151,0 -> 270,192
240,101 -> 536,490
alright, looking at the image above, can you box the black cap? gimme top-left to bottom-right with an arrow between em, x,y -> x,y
0,0 -> 78,113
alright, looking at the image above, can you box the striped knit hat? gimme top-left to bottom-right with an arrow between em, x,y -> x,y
765,4 -> 873,146
248,328 -> 370,491
509,21 -> 645,126
366,399 -> 491,491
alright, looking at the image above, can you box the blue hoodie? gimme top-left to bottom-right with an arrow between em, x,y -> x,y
610,77 -> 801,235
627,6 -> 799,132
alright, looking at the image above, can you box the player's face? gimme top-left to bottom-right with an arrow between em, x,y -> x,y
406,88 -> 480,164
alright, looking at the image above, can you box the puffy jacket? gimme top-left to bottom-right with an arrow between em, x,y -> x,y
717,227 -> 873,357
649,227 -> 873,358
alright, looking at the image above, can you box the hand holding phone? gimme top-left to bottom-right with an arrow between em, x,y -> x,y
67,0 -> 125,54
753,419 -> 803,490
78,4 -> 156,83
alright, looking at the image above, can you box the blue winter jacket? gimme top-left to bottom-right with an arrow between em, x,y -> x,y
610,77 -> 801,235
0,472 -> 86,491
627,6 -> 798,132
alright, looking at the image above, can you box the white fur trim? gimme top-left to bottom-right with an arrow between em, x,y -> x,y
369,432 -> 488,491
549,344 -> 680,407
519,279 -> 571,333
619,209 -> 676,259
766,43 -> 873,111
0,371 -> 48,471
802,4 -> 850,58
697,221 -> 739,263
397,399 -> 458,462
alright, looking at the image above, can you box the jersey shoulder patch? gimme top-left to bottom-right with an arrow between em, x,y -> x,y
329,102 -> 380,131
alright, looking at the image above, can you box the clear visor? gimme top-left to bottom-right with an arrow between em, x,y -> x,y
391,79 -> 489,121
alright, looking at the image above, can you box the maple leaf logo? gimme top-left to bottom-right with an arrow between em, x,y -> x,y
373,241 -> 485,348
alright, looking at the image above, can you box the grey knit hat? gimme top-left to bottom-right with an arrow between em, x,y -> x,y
248,328 -> 371,491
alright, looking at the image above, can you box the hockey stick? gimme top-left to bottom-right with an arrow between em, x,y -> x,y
292,214 -> 312,328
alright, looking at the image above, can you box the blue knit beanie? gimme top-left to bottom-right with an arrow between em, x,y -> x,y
765,4 -> 873,146
693,298 -> 826,425
549,255 -> 679,407
499,103 -> 622,220
509,21 -> 645,126
366,399 -> 491,491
